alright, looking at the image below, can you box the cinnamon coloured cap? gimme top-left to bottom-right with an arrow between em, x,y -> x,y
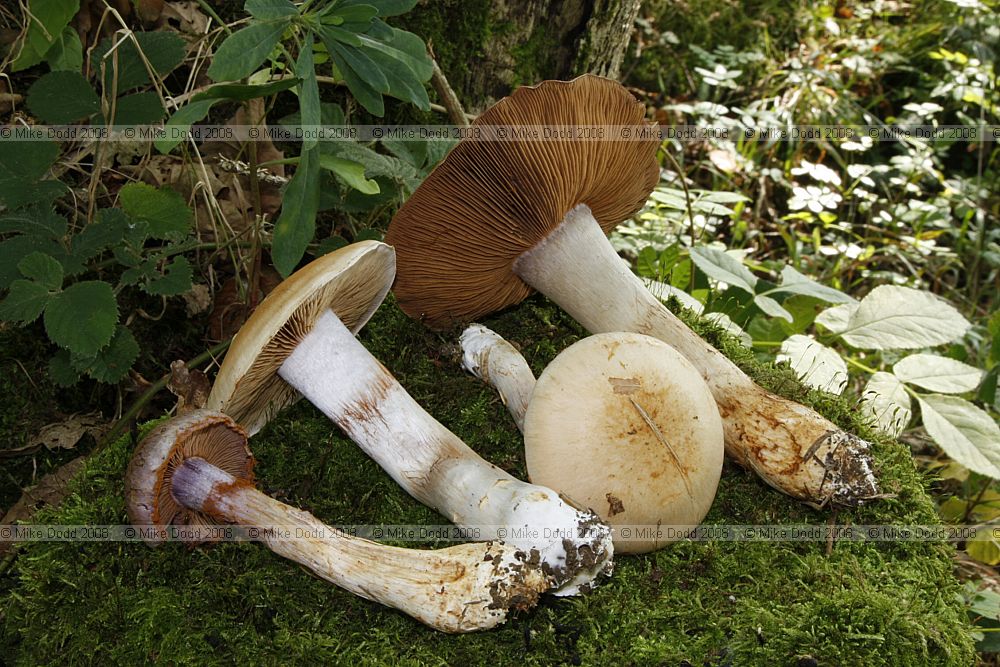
125,410 -> 253,545
206,241 -> 395,435
384,74 -> 660,329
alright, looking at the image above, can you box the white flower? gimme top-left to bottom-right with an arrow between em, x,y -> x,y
902,102 -> 944,117
789,185 -> 842,212
791,160 -> 843,186
847,164 -> 876,187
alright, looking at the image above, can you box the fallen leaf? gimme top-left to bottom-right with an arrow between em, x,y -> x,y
0,457 -> 87,556
31,413 -> 108,451
168,360 -> 212,414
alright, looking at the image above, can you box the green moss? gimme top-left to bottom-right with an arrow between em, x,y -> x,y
509,24 -> 559,88
0,296 -> 976,665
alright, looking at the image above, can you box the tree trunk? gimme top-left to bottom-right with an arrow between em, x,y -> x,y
402,0 -> 642,112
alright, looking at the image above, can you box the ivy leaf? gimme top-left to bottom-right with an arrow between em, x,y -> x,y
119,183 -> 192,240
26,71 -> 100,124
893,354 -> 984,394
207,21 -> 288,82
18,252 -> 63,290
71,325 -> 139,383
317,155 -> 380,194
93,32 -> 185,92
0,280 -> 53,324
272,149 -> 321,276
689,247 -> 757,294
777,334 -> 849,395
838,286 -> 971,350
43,281 -> 118,357
860,371 -> 912,437
918,394 -> 1000,478
145,256 -> 194,296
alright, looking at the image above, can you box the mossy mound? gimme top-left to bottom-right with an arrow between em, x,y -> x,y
0,297 -> 975,665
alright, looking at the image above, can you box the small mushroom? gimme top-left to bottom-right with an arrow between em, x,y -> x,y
461,326 -> 724,554
125,410 -> 551,633
385,75 -> 877,508
206,242 -> 613,595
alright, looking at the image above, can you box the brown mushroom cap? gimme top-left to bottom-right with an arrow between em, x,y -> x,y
384,75 -> 660,329
206,241 -> 395,435
522,333 -> 724,554
125,410 -> 254,544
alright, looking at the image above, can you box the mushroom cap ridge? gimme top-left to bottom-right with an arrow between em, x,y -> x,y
206,241 -> 395,435
385,75 -> 660,329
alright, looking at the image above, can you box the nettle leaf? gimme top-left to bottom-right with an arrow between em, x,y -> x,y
48,349 -> 81,387
71,324 -> 139,383
861,372 -> 912,438
318,155 -> 380,194
245,0 -> 299,19
772,266 -> 855,304
272,149 -> 321,276
893,354 -> 985,394
118,183 -> 192,240
918,394 -> 1000,478
837,285 -> 971,350
94,32 -> 186,92
0,280 -> 53,323
11,0 -> 80,71
27,71 -> 99,124
43,281 -> 118,356
145,256 -> 193,296
777,334 -> 848,395
18,252 -> 63,290
207,20 -> 288,82
814,303 -> 857,335
689,247 -> 757,294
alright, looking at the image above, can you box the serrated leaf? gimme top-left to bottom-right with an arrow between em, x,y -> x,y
11,0 -> 80,71
815,303 -> 857,334
772,266 -> 856,304
93,32 -> 186,92
918,394 -> 1000,478
317,155 -> 380,194
48,349 -> 81,387
207,21 -> 288,82
26,71 -> 99,124
43,281 -> 118,356
118,183 -> 192,240
0,135 -> 62,210
777,334 -> 848,394
106,91 -> 166,125
689,247 -> 757,293
272,149 -> 321,276
145,256 -> 193,296
861,371 -> 912,437
18,252 -> 63,290
754,294 -> 793,322
246,0 -> 298,19
70,209 -> 129,264
0,205 -> 66,237
893,354 -> 985,394
0,236 -> 71,290
839,286 -> 972,350
72,325 -> 139,383
0,279 -> 53,323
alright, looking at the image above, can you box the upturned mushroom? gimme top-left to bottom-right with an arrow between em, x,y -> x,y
461,326 -> 724,553
125,410 -> 552,633
385,75 -> 877,508
205,242 -> 613,594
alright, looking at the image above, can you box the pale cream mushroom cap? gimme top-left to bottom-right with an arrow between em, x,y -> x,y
206,241 -> 395,435
522,333 -> 724,554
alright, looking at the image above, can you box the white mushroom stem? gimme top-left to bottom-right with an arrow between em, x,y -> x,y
170,457 -> 550,633
512,204 -> 878,507
460,324 -> 536,430
278,310 -> 613,594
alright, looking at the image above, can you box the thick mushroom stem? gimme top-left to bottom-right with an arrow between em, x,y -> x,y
278,310 -> 614,594
460,324 -> 536,430
170,457 -> 550,633
512,204 -> 878,507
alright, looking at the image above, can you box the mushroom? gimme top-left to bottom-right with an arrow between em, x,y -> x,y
384,75 -> 878,508
205,241 -> 613,595
125,410 -> 552,633
461,325 -> 724,553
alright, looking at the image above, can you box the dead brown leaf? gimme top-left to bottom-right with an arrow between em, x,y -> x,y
208,266 -> 282,340
159,1 -> 211,37
167,360 -> 212,414
1,413 -> 107,458
0,457 -> 87,556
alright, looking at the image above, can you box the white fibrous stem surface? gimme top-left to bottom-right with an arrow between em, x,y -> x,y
460,324 -> 536,430
170,457 -> 550,633
512,204 -> 877,507
278,310 -> 613,594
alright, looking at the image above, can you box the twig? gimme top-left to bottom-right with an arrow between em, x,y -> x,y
430,57 -> 469,127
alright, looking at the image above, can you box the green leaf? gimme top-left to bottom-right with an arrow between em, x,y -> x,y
776,334 -> 848,395
357,29 -> 433,82
329,4 -> 379,24
643,278 -> 704,314
893,354 -> 984,394
0,279 -> 53,323
118,183 -> 192,240
317,155 -> 380,194
72,324 -> 139,383
702,312 -> 753,347
0,133 -> 61,210
919,394 -> 1000,478
272,149 -> 321,276
339,0 -> 418,17
772,266 -> 855,304
0,205 -> 67,237
156,99 -> 218,153
45,25 -> 84,71
26,71 -> 99,124
0,236 -> 70,290
360,41 -> 430,109
689,247 -> 757,293
11,0 -> 80,71
93,32 -> 186,92
48,349 -> 81,387
245,0 -> 298,19
71,209 -> 129,264
838,286 -> 972,350
814,303 -> 857,335
145,256 -> 194,296
753,294 -> 793,322
323,35 -> 385,115
106,92 -> 166,125
18,252 -> 63,290
321,25 -> 366,48
861,372 -> 912,437
296,35 -> 321,151
207,21 -> 288,82
43,281 -> 118,356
